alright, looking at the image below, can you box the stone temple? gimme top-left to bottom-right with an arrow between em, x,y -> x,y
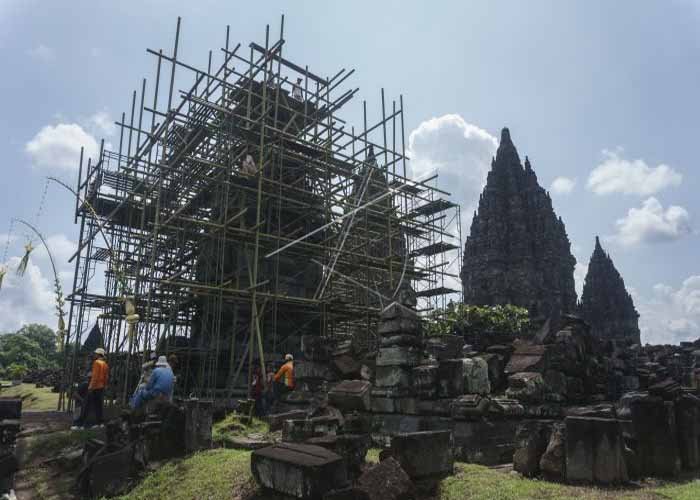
579,236 -> 641,344
461,128 -> 577,318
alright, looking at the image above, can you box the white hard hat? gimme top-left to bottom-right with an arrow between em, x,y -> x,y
94,348 -> 106,356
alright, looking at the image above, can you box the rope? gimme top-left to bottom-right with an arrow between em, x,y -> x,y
1,219 -> 15,265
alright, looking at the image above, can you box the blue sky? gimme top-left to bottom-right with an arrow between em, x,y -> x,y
0,0 -> 698,343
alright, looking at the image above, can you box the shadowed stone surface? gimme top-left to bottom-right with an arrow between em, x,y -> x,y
389,430 -> 454,479
251,443 -> 348,499
565,416 -> 628,484
461,127 -> 577,318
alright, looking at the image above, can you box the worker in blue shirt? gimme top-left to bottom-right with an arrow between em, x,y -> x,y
130,355 -> 175,410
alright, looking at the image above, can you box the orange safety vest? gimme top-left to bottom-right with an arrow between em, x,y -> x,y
274,361 -> 295,389
89,358 -> 109,390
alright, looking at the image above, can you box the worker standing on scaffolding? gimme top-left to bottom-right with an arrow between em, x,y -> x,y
273,354 -> 295,402
292,77 -> 303,100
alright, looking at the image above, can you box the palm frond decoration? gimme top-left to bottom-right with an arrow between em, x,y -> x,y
16,242 -> 34,277
0,267 -> 6,292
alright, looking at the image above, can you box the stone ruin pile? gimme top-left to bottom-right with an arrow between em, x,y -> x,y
250,295 -> 700,497
77,398 -> 213,498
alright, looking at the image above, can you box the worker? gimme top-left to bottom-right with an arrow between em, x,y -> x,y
251,365 -> 265,416
273,354 -> 295,398
130,356 -> 175,410
292,77 -> 303,100
242,154 -> 257,175
72,348 -> 109,430
135,352 -> 157,391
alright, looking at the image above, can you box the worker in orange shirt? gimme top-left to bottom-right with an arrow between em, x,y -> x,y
273,354 -> 295,400
72,348 -> 109,430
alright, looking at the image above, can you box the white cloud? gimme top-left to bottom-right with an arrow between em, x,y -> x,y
574,261 -> 588,298
587,149 -> 682,196
408,114 -> 497,227
613,197 -> 691,246
634,276 -> 700,344
550,176 -> 576,195
33,234 -> 76,267
25,123 -> 100,171
87,111 -> 116,137
0,256 -> 57,333
27,44 -> 55,62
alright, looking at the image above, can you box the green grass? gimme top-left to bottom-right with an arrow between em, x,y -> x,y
212,412 -> 270,447
0,383 -> 59,411
117,449 -> 254,500
117,449 -> 700,500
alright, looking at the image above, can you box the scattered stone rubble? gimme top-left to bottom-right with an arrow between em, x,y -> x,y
253,293 -> 700,496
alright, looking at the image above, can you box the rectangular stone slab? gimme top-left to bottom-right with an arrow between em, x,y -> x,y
390,430 -> 454,479
251,443 -> 348,499
376,347 -> 422,367
328,380 -> 371,412
375,366 -> 413,388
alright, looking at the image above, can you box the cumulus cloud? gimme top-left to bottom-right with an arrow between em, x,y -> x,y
613,197 -> 692,246
408,114 -> 497,225
27,44 -> 55,62
0,256 -> 57,333
634,276 -> 700,344
25,123 -> 99,171
550,176 -> 576,195
587,149 -> 682,196
87,111 -> 116,137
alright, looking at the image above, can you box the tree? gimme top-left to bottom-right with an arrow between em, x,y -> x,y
426,303 -> 531,338
6,363 -> 28,381
0,324 -> 60,376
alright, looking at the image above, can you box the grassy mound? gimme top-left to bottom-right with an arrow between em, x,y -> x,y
117,448 -> 700,500
0,383 -> 59,411
212,412 -> 271,447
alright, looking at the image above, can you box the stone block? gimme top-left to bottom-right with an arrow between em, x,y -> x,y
478,353 -> 504,390
268,410 -> 309,432
618,391 -> 680,477
416,398 -> 452,416
437,359 -> 464,398
543,370 -> 567,402
676,394 -> 700,470
390,431 -> 453,479
84,444 -> 134,498
488,398 -> 525,419
323,487 -> 370,500
453,419 -> 518,465
451,394 -> 491,420
540,422 -> 565,480
566,404 -> 616,419
380,334 -> 423,348
463,357 -> 491,395
184,399 -> 213,453
252,443 -> 348,498
505,372 -> 545,403
513,420 -> 552,477
0,452 -> 18,478
332,355 -> 362,378
357,457 -> 414,500
370,396 -> 397,414
505,344 -> 548,374
376,347 -> 422,367
396,397 -> 418,415
375,366 -> 412,388
328,380 -> 371,412
378,318 -> 421,336
380,302 -> 419,321
296,360 -> 337,381
307,434 -> 370,478
413,365 -> 438,399
565,416 -> 628,484
0,399 -> 21,420
425,335 -> 464,361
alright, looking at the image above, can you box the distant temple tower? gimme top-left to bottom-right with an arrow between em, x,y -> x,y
461,128 -> 577,318
579,237 -> 641,344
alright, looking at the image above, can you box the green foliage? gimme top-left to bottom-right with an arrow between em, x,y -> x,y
426,303 -> 531,338
0,383 -> 59,410
212,412 -> 270,447
0,323 -> 60,379
5,363 -> 28,381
